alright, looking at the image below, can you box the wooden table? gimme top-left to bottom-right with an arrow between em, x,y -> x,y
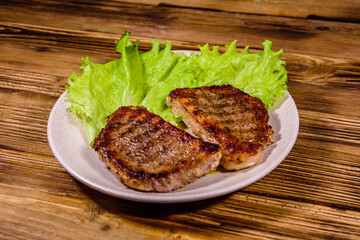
1,1 -> 359,239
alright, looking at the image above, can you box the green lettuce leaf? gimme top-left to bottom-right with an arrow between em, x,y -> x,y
66,32 -> 145,145
141,54 -> 199,125
194,40 -> 287,109
141,40 -> 180,89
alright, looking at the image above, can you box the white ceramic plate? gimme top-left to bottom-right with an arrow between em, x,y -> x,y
47,90 -> 298,203
47,51 -> 299,203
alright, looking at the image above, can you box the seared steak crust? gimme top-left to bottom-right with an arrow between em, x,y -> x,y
167,85 -> 273,170
93,106 -> 221,192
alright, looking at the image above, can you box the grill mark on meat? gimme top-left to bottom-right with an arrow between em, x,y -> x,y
167,85 -> 273,170
93,106 -> 222,192
181,89 -> 269,141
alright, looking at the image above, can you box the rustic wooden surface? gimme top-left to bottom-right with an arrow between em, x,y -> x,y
1,0 -> 360,239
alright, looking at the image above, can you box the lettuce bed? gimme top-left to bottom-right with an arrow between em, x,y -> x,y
66,32 -> 287,145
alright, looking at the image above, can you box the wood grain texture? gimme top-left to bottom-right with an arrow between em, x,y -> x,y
0,0 -> 360,239
119,0 -> 360,22
1,0 -> 360,61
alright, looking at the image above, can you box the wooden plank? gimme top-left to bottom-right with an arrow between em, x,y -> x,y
1,22 -> 360,111
0,89 -> 56,156
1,37 -> 360,96
0,1 -> 360,61
118,0 -> 360,22
0,185 -> 202,240
0,179 -> 359,239
0,68 -> 66,97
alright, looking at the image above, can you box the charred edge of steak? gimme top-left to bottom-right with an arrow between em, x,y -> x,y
168,85 -> 237,99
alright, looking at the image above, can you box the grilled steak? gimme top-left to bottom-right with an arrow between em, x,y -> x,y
166,85 -> 273,170
93,106 -> 222,192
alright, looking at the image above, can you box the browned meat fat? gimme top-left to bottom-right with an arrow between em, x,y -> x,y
93,106 -> 222,192
166,85 -> 273,170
